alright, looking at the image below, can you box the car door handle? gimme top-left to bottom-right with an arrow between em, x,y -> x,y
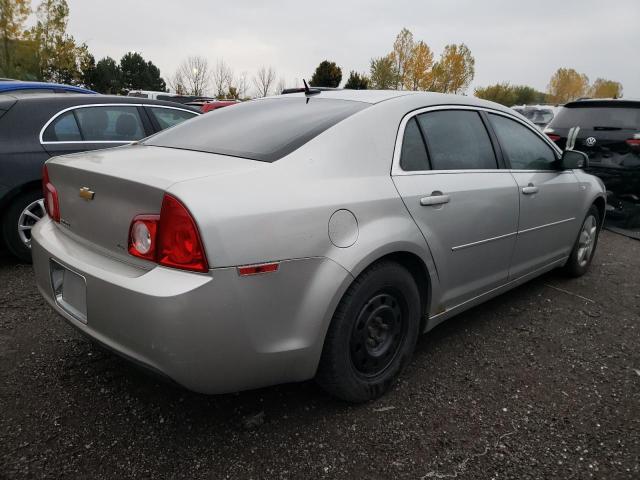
522,184 -> 539,195
420,193 -> 450,206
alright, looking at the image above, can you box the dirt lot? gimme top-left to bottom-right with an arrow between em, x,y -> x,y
1,230 -> 638,479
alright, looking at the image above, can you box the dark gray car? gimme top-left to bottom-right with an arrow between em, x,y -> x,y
0,93 -> 199,261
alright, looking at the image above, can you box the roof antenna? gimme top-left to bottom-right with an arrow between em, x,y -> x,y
303,79 -> 320,96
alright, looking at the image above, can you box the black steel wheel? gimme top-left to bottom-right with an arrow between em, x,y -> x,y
349,291 -> 408,377
316,261 -> 421,403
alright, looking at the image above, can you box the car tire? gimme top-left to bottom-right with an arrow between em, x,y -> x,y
1,190 -> 45,263
563,205 -> 601,278
316,261 -> 421,403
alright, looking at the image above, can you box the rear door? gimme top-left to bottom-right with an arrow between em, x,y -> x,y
487,112 -> 580,278
41,104 -> 150,156
392,107 -> 519,310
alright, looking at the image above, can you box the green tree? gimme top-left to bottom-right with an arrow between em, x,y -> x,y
547,68 -> 589,103
30,0 -> 73,81
590,78 -> 623,99
91,56 -> 121,93
512,85 -> 546,105
344,71 -> 369,89
310,60 -> 342,88
0,0 -> 31,77
430,43 -> 475,94
474,82 -> 517,106
369,54 -> 396,89
120,52 -> 166,93
391,27 -> 414,89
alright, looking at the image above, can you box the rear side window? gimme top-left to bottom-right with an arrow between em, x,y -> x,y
488,114 -> 557,170
75,106 -> 145,141
147,107 -> 197,130
144,97 -> 369,162
400,118 -> 430,171
551,106 -> 640,129
43,111 -> 82,141
416,110 -> 497,170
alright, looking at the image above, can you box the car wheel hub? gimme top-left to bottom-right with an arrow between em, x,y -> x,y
576,214 -> 597,267
17,198 -> 46,249
350,293 -> 405,376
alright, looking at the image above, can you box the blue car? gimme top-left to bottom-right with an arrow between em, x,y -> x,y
0,80 -> 97,95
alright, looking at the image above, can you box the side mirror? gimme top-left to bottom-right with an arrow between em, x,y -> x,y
560,150 -> 588,169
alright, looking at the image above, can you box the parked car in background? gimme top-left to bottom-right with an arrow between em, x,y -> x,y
544,99 -> 640,227
127,90 -> 216,105
185,99 -> 239,113
0,93 -> 199,261
512,104 -> 560,130
32,90 -> 604,402
0,80 -> 96,95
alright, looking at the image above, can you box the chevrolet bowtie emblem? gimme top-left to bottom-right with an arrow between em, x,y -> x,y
79,187 -> 95,201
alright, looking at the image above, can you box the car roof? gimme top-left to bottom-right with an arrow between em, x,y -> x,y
267,89 -> 517,114
0,93 -> 200,111
564,98 -> 640,108
0,80 -> 96,94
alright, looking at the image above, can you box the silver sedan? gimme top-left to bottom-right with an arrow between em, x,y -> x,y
31,90 -> 605,402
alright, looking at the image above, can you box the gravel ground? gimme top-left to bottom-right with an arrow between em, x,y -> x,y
1,230 -> 639,479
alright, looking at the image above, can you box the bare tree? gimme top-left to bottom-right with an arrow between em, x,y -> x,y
171,56 -> 210,96
253,66 -> 276,97
275,76 -> 287,95
168,71 -> 187,95
212,59 -> 234,98
237,71 -> 250,99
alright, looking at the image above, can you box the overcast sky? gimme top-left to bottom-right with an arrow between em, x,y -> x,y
50,0 -> 640,97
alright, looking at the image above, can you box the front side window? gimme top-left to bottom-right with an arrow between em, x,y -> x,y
416,110 -> 497,170
488,113 -> 557,170
147,107 -> 197,130
75,106 -> 145,141
43,111 -> 82,141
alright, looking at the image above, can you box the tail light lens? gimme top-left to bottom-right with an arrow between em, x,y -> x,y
42,164 -> 60,222
128,194 -> 209,273
128,215 -> 159,261
626,138 -> 640,148
546,133 -> 561,142
157,195 -> 208,272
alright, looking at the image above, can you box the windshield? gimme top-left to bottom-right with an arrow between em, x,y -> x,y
144,97 -> 369,162
550,106 -> 640,130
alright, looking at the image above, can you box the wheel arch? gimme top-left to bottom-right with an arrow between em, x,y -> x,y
592,195 -> 605,227
340,248 -> 434,332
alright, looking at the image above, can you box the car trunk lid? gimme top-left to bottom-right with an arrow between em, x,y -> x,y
46,144 -> 263,263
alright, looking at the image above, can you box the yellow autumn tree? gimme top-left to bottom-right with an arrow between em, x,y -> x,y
391,27 -> 414,89
0,0 -> 32,77
404,40 -> 434,91
590,78 -> 623,99
430,43 -> 475,94
547,68 -> 589,103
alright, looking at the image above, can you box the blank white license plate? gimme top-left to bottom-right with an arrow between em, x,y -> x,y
50,260 -> 87,323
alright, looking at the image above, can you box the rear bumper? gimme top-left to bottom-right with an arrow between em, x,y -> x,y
32,218 -> 352,394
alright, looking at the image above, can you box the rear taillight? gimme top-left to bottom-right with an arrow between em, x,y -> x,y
128,215 -> 159,261
128,194 -> 209,273
626,138 -> 640,148
42,164 -> 60,222
546,133 -> 561,142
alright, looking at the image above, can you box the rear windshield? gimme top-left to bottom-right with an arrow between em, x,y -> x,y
550,105 -> 640,130
519,108 -> 554,125
143,97 -> 369,162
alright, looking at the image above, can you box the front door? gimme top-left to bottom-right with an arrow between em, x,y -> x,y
486,112 -> 580,279
392,108 -> 520,310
